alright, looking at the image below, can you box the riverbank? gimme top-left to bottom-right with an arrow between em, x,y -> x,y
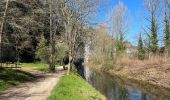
86,66 -> 170,100
48,72 -> 106,100
89,58 -> 170,89
109,64 -> 170,89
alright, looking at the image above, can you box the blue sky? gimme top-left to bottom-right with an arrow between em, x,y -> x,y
96,0 -> 148,46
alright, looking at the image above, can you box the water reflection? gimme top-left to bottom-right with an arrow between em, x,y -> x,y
86,68 -> 170,100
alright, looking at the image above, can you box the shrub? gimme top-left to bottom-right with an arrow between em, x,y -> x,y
36,35 -> 50,63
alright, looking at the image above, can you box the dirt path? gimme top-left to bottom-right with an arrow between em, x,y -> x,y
0,68 -> 66,100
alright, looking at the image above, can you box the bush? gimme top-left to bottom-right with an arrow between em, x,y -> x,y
55,43 -> 68,64
36,35 -> 50,63
36,35 -> 68,65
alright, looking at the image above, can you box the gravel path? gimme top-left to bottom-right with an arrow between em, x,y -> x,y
0,68 -> 66,100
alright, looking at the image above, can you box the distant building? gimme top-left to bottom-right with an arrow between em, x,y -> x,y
125,42 -> 137,57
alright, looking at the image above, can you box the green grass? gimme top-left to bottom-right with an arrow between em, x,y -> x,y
48,73 -> 105,100
22,63 -> 49,71
22,63 -> 61,72
0,68 -> 35,91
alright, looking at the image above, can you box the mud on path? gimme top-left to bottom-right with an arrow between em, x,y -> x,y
0,68 -> 66,100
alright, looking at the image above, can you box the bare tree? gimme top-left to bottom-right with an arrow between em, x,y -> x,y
0,0 -> 9,66
44,0 -> 64,72
56,0 -> 100,74
93,24 -> 112,58
108,1 -> 130,57
49,0 -> 55,72
0,0 -> 9,42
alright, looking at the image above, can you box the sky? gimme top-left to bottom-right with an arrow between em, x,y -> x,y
96,0 -> 148,46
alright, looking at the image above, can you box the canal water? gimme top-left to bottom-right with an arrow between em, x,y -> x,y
85,67 -> 170,100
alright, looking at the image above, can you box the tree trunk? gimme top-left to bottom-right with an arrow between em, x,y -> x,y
0,0 -> 9,67
49,0 -> 55,72
67,50 -> 72,75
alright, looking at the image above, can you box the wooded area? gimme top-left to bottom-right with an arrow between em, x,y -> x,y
0,0 -> 101,74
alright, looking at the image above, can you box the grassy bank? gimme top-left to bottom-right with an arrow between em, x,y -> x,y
0,68 -> 35,91
48,73 -> 105,100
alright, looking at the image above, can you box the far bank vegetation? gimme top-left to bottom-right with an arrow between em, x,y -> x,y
89,0 -> 170,71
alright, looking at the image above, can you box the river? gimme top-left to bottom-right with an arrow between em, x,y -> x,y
85,67 -> 170,100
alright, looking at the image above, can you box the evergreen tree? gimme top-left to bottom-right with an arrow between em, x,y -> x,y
116,31 -> 126,56
138,33 -> 145,60
150,14 -> 158,54
164,12 -> 170,55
